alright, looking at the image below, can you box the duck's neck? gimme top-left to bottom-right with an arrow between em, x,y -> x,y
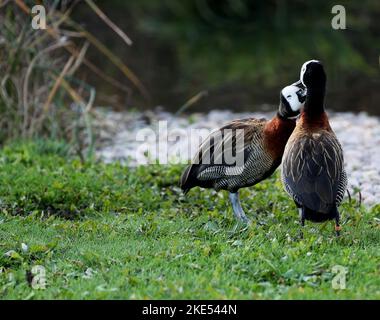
300,110 -> 331,131
266,114 -> 296,136
263,115 -> 296,159
304,86 -> 325,117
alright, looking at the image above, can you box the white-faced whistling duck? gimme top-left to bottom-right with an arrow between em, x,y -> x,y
281,60 -> 347,236
180,81 -> 306,224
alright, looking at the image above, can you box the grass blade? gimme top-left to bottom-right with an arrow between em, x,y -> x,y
84,0 -> 133,46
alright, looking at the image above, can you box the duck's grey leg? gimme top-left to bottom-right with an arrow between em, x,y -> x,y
335,208 -> 341,237
229,191 -> 250,224
299,208 -> 305,227
299,207 -> 305,239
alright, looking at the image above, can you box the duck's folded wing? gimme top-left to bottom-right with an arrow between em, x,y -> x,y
192,118 -> 266,167
181,118 -> 265,189
282,132 -> 345,213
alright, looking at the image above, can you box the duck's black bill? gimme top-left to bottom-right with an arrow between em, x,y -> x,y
292,80 -> 307,103
292,80 -> 305,90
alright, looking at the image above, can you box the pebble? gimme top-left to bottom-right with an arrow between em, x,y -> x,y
93,108 -> 380,207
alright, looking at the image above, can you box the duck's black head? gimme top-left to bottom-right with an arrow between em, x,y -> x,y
300,60 -> 326,89
278,80 -> 306,119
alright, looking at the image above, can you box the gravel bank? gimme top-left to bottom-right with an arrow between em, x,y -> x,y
94,108 -> 380,206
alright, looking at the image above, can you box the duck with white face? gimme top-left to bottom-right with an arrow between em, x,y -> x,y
180,81 -> 306,224
278,81 -> 307,119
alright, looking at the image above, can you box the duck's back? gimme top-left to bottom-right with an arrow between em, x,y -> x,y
282,113 -> 346,214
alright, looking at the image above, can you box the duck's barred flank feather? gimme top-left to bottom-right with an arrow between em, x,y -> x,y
281,128 -> 347,214
180,117 -> 279,193
336,169 -> 348,206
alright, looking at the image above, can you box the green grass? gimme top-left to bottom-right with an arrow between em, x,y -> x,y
0,141 -> 379,299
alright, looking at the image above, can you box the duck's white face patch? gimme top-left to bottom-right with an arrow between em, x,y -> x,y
281,85 -> 304,112
300,59 -> 320,85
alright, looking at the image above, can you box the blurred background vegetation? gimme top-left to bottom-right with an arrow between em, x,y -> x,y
73,0 -> 380,113
0,0 -> 141,155
0,0 -> 379,152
